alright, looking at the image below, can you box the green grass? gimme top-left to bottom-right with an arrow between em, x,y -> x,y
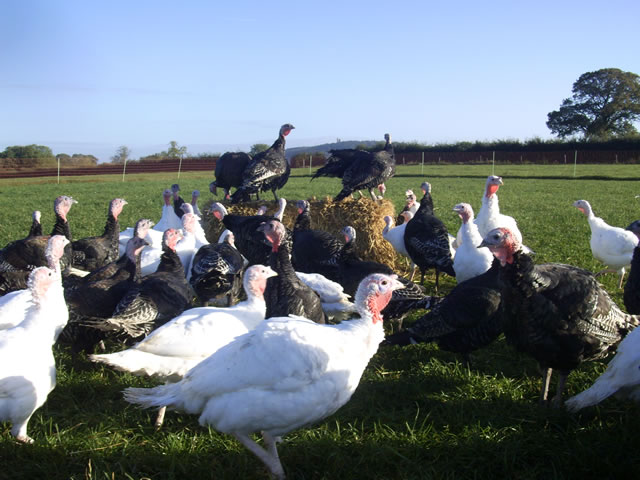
1,165 -> 640,479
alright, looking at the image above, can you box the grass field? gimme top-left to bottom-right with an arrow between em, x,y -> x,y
1,164 -> 639,479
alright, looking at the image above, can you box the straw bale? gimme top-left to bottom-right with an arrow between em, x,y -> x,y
202,197 -> 404,270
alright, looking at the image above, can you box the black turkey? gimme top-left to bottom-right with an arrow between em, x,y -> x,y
71,198 -> 127,272
312,133 -> 395,202
335,225 -> 437,330
170,184 -> 186,219
59,236 -> 148,355
383,259 -> 502,365
27,211 -> 43,238
259,219 -> 326,324
623,221 -> 640,314
189,231 -> 248,306
0,195 -> 76,273
481,227 -> 640,406
230,124 -> 295,203
209,200 -> 288,267
291,200 -> 344,281
403,182 -> 455,292
83,229 -> 192,341
210,152 -> 253,200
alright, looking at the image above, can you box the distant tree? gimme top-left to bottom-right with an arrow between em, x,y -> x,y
0,144 -> 56,167
167,141 -> 188,159
546,68 -> 640,140
56,153 -> 98,166
111,145 -> 132,164
249,143 -> 269,156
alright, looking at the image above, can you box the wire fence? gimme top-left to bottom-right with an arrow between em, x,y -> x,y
1,149 -> 638,181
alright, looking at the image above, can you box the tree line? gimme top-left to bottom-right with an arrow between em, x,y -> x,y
3,68 -> 639,169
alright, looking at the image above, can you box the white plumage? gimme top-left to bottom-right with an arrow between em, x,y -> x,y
574,199 -> 639,288
0,235 -> 69,330
90,265 -> 277,382
295,271 -> 356,320
0,266 -> 69,443
153,189 -> 183,236
475,175 -> 524,245
124,273 -> 404,479
382,212 -> 411,258
565,322 -> 640,411
452,203 -> 494,283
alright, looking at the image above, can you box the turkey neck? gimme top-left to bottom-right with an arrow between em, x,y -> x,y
294,210 -> 311,233
270,133 -> 286,154
51,214 -> 72,241
498,250 -> 540,299
481,192 -> 500,218
156,247 -> 184,274
102,212 -> 119,239
269,241 -> 295,278
416,194 -> 434,215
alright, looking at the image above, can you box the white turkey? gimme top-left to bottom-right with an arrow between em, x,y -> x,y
90,265 -> 276,381
382,212 -> 416,277
0,266 -> 69,443
452,203 -> 493,283
565,322 -> 640,411
0,235 -> 69,330
91,264 -> 276,428
153,189 -> 183,233
474,175 -> 525,246
124,273 -> 404,479
573,199 -> 639,288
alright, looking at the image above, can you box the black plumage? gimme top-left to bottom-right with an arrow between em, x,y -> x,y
71,198 -> 127,272
189,232 -> 247,306
312,133 -> 395,202
0,195 -> 76,273
291,201 -> 344,280
230,124 -> 295,203
171,184 -> 185,219
403,182 -> 455,291
58,236 -> 148,354
624,244 -> 640,314
210,152 -> 252,200
334,226 -> 436,329
210,200 -> 288,267
383,259 -> 503,363
27,211 -> 43,238
83,229 -> 192,341
258,219 -> 326,324
481,227 -> 640,406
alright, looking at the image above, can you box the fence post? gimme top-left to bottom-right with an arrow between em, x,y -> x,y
309,155 -> 312,174
178,155 -> 183,179
122,159 -> 127,182
421,152 -> 424,175
57,157 -> 60,184
573,150 -> 577,177
492,151 -> 495,175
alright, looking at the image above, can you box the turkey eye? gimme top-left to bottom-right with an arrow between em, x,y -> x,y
382,280 -> 388,285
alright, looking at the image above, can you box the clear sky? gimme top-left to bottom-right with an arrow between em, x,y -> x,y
1,0 -> 639,162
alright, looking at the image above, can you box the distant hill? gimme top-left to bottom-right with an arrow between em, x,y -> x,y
285,140 -> 378,160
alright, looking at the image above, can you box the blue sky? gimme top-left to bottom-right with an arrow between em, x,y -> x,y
1,0 -> 639,162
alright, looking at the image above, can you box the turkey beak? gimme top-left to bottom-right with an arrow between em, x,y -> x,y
264,267 -> 278,279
